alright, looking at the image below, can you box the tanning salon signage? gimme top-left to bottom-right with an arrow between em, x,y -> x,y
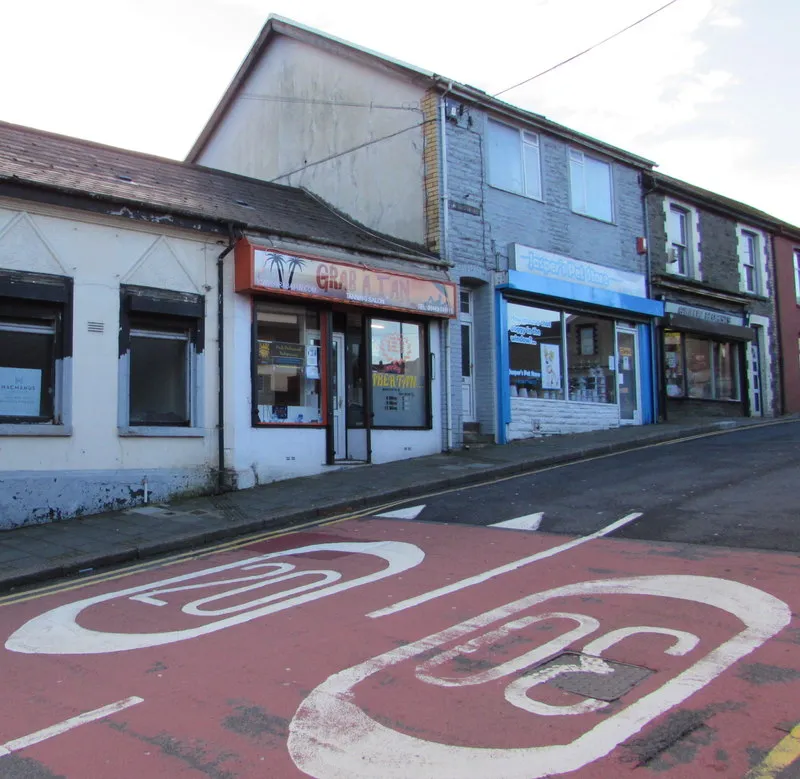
235,240 -> 456,317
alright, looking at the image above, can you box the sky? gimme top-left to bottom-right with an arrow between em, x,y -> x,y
3,0 -> 798,224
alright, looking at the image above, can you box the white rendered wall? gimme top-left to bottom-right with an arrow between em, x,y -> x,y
0,202 -> 220,527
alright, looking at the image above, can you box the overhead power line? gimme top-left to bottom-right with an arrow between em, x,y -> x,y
493,0 -> 682,98
269,1 -> 681,182
269,118 -> 435,182
240,94 -> 421,112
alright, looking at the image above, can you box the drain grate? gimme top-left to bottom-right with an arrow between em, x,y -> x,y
533,652 -> 653,701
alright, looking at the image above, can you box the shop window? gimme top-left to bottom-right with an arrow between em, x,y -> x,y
569,149 -> 613,222
370,318 -> 428,428
487,120 -> 542,200
508,303 -> 565,399
254,302 -> 322,425
664,330 -> 685,398
119,286 -> 204,432
0,271 -> 71,428
664,330 -> 740,401
565,315 -> 616,403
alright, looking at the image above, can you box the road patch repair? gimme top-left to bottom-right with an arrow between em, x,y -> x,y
0,514 -> 797,777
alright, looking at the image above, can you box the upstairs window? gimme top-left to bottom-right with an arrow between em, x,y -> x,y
667,206 -> 690,276
794,249 -> 800,302
0,271 -> 72,427
738,228 -> 764,295
487,120 -> 542,200
569,149 -> 613,222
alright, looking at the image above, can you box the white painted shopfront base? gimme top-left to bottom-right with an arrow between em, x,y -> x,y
370,428 -> 442,464
231,427 -> 442,489
508,397 -> 620,440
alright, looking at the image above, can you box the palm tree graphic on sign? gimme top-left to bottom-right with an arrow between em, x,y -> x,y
286,256 -> 306,290
266,252 -> 286,288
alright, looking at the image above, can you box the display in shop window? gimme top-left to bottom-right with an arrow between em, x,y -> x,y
508,303 -> 565,399
254,303 -> 323,425
370,319 -> 427,427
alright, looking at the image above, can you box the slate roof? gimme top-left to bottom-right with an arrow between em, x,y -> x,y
0,120 -> 439,262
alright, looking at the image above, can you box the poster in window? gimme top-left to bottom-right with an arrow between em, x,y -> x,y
540,344 -> 561,390
0,367 -> 42,417
370,321 -> 426,427
257,340 -> 305,366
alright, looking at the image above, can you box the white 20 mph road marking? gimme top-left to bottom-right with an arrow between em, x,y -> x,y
289,576 -> 791,779
6,541 -> 424,655
0,697 -> 143,757
368,512 -> 642,618
490,512 -> 544,531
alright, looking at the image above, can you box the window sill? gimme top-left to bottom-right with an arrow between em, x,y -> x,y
0,424 -> 72,437
739,290 -> 768,301
663,269 -> 701,282
570,210 -> 615,226
488,183 -> 544,203
118,426 -> 206,438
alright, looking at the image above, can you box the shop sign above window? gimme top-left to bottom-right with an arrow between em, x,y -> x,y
663,302 -> 744,327
509,244 -> 646,299
235,240 -> 456,318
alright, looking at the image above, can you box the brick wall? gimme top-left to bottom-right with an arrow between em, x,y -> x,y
508,398 -> 620,439
421,89 -> 441,254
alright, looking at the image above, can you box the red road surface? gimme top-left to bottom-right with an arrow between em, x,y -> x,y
0,517 -> 798,778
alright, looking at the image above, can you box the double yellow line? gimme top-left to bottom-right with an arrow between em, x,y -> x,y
1,417 -> 792,608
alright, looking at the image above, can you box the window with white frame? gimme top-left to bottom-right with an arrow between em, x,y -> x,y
794,249 -> 800,302
487,119 -> 542,200
0,271 -> 71,427
667,205 -> 691,276
119,286 -> 204,431
740,229 -> 761,294
569,149 -> 613,222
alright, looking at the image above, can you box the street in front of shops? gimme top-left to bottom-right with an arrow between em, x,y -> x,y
0,422 -> 798,779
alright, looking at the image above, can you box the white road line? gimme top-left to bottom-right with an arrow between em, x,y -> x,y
490,512 -> 544,531
375,505 -> 426,520
0,696 -> 143,757
368,512 -> 642,618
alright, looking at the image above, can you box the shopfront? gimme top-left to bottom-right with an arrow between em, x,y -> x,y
497,245 -> 664,441
232,239 -> 455,484
660,302 -> 754,420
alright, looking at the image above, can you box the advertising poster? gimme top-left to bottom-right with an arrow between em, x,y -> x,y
540,344 -> 561,390
0,367 -> 42,417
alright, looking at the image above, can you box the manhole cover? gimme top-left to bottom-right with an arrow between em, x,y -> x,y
533,652 -> 652,701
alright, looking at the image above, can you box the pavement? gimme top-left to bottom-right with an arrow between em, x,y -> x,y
0,416 -> 788,593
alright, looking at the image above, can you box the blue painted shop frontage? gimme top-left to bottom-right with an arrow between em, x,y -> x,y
496,244 -> 664,442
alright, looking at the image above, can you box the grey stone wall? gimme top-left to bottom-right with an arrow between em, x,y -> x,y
442,102 -> 648,445
647,191 -> 781,416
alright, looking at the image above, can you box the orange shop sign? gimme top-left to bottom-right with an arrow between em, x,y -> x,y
235,240 -> 456,318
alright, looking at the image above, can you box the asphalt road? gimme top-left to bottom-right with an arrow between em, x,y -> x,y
382,420 -> 800,552
1,420 -> 799,779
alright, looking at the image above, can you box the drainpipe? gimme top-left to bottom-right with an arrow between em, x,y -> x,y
641,176 -> 662,423
439,81 -> 454,451
216,226 -> 237,493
